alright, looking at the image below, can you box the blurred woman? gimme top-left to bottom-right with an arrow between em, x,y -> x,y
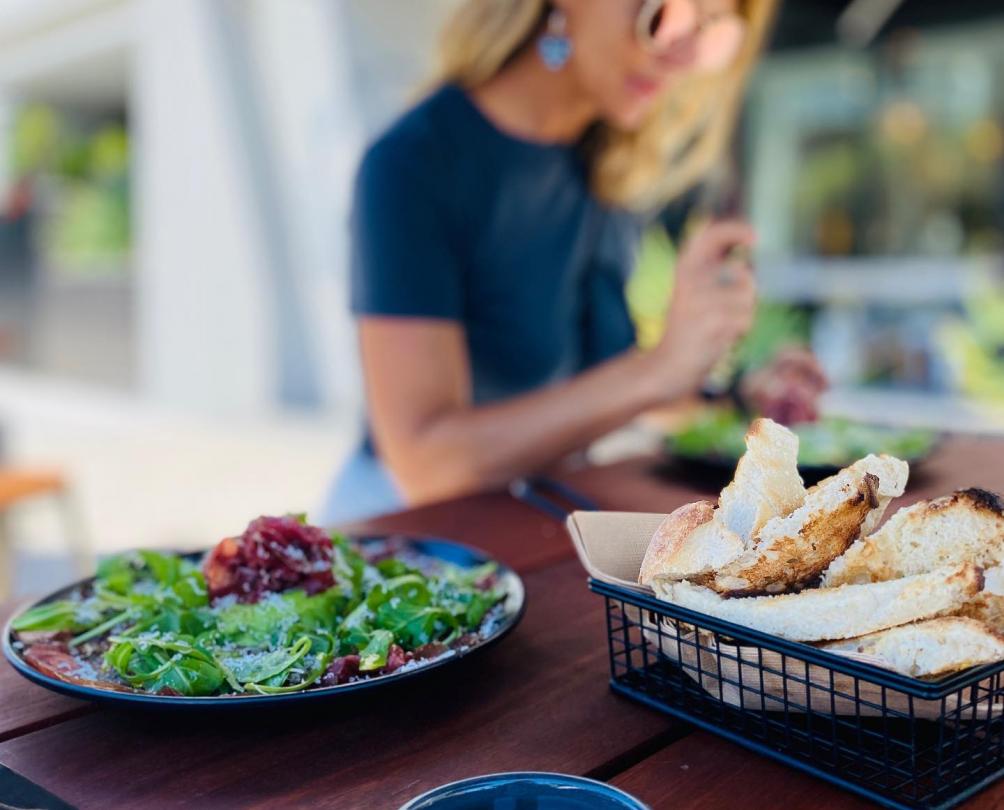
324,0 -> 825,521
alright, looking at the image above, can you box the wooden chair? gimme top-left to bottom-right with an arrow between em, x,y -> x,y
0,469 -> 92,601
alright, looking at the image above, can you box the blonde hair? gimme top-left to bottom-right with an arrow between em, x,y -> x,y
436,0 -> 777,211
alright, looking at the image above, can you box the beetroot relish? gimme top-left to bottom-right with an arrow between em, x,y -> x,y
320,646 -> 411,687
321,655 -> 360,686
383,644 -> 408,674
203,515 -> 335,604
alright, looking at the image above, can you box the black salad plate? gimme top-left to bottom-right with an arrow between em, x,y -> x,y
665,440 -> 940,487
3,536 -> 526,710
663,452 -> 856,487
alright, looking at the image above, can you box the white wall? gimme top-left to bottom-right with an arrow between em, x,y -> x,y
133,0 -> 272,415
342,0 -> 458,133
131,0 -> 451,417
242,0 -> 366,413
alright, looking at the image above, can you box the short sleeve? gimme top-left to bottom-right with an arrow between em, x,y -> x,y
349,136 -> 464,320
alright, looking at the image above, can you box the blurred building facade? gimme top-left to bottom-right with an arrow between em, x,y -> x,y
1,0 -> 1003,425
0,0 -> 456,417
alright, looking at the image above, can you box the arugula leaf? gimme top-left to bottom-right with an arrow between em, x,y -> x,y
105,634 -> 225,696
375,601 -> 454,649
213,590 -> 339,649
358,629 -> 394,672
126,605 -> 215,639
96,554 -> 138,595
150,655 -> 224,696
331,533 -> 369,599
440,561 -> 497,590
169,572 -> 209,608
249,631 -> 336,694
335,600 -> 373,653
217,636 -> 312,687
213,596 -> 299,647
375,558 -> 418,579
282,589 -> 344,631
137,551 -> 182,587
366,574 -> 430,611
11,600 -> 89,633
464,592 -> 493,628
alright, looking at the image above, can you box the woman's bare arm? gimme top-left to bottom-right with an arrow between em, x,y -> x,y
360,318 -> 685,503
361,220 -> 757,505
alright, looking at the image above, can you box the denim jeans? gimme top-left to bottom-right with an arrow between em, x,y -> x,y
319,446 -> 403,526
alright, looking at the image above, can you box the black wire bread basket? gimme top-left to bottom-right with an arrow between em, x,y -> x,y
592,578 -> 1004,810
558,507 -> 1004,810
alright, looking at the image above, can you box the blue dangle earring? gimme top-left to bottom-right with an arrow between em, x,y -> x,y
538,8 -> 572,71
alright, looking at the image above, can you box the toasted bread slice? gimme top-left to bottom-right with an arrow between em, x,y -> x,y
655,564 -> 984,642
823,617 -> 1004,677
638,501 -> 744,587
812,454 -> 909,536
708,470 -> 880,596
717,418 -> 805,542
823,489 -> 1004,587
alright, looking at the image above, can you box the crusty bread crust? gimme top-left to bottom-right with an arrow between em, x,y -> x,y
639,501 -> 745,586
657,564 -> 984,642
823,616 -> 1004,677
951,488 -> 1004,515
811,454 -> 909,536
639,502 -> 714,586
823,489 -> 1004,587
709,473 -> 880,597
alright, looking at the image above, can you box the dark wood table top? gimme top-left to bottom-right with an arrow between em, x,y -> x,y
343,489 -> 576,575
3,436 -> 1004,809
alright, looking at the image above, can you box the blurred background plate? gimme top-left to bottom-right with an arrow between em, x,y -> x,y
664,409 -> 939,485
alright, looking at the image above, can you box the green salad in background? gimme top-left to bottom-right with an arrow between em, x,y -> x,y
668,409 -> 937,469
10,516 -> 503,698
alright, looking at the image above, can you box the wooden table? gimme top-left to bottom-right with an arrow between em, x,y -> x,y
2,437 -> 1004,809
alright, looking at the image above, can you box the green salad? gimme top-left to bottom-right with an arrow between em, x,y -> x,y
11,516 -> 503,697
668,409 -> 937,468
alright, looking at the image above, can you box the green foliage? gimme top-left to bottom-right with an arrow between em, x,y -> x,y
10,105 -> 60,175
9,105 -> 131,268
937,286 -> 1004,402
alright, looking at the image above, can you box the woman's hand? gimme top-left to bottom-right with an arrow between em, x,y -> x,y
650,220 -> 758,398
740,346 -> 829,425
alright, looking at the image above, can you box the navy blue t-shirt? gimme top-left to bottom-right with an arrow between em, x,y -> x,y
350,84 -> 642,406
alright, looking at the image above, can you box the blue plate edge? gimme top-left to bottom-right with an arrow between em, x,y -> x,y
400,771 -> 651,810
